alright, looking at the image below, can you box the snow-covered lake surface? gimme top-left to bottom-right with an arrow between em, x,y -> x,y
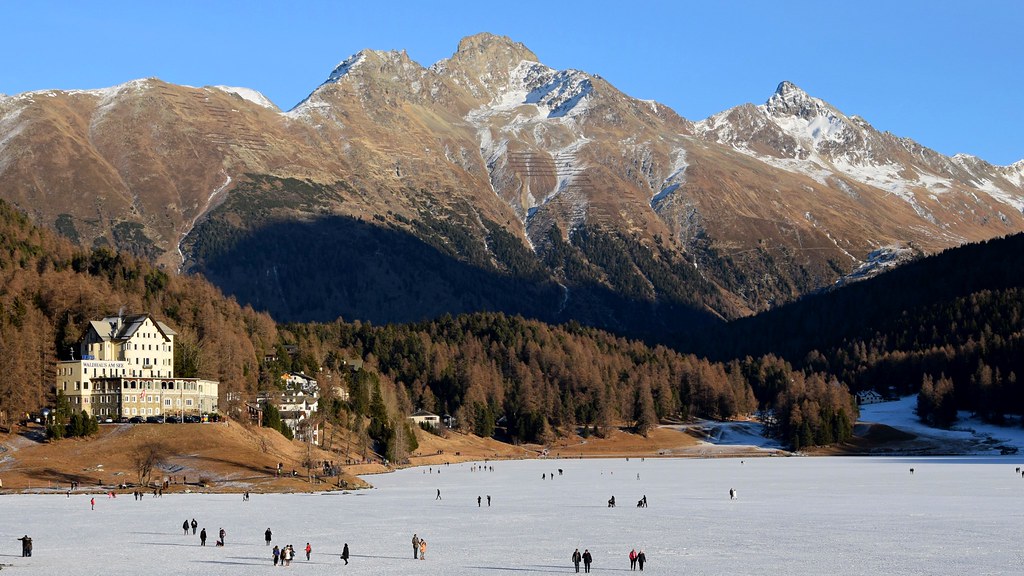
4,455 -> 1024,575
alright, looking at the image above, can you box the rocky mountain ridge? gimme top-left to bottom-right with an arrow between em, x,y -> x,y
1,33 -> 1022,339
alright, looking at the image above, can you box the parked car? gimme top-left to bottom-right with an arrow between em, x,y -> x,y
145,415 -> 165,424
165,416 -> 180,424
101,417 -> 114,423
183,415 -> 201,423
128,416 -> 144,424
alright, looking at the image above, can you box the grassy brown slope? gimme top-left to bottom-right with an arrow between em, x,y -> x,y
0,421 -> 368,493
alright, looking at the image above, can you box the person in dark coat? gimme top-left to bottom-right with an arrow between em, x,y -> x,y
200,528 -> 207,546
582,549 -> 593,573
191,518 -> 197,534
183,520 -> 190,535
265,528 -> 272,545
341,542 -> 349,564
18,535 -> 32,557
572,548 -> 582,573
637,550 -> 646,571
412,534 -> 420,559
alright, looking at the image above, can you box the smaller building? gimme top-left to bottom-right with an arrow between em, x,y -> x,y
282,371 -> 319,395
857,390 -> 884,405
409,409 -> 440,428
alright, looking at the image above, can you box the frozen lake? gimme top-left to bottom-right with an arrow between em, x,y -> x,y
3,456 -> 1023,575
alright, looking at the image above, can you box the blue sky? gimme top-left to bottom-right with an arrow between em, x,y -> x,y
4,1 -> 1022,165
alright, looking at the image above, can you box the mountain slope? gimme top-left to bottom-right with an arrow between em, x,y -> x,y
1,33 -> 1022,341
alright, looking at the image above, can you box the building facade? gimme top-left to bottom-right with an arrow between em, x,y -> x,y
55,313 -> 218,418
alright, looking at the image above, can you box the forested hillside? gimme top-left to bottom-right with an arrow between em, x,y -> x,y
0,201 -> 278,424
694,233 -> 1024,428
0,199 -> 857,451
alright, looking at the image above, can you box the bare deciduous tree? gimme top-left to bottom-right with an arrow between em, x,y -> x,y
132,442 -> 168,486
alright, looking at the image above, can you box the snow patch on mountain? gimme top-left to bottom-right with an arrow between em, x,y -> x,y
651,147 -> 688,209
178,172 -> 232,273
468,59 -> 596,230
834,244 -> 917,287
525,137 -> 591,228
209,86 -> 278,110
69,78 -> 154,103
475,61 -> 594,120
83,79 -> 155,130
0,104 -> 25,175
325,52 -> 367,84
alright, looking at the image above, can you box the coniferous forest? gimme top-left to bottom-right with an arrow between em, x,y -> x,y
3,197 -> 1023,452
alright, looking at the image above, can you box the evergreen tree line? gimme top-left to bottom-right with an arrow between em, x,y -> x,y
695,233 -> 1024,429
278,313 -> 857,448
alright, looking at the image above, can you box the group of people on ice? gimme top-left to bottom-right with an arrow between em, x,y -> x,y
628,548 -> 647,570
191,525 -> 224,547
572,547 -> 649,572
412,533 -> 427,559
265,528 -> 346,565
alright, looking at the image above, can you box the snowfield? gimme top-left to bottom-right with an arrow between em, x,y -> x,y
4,453 -> 1024,575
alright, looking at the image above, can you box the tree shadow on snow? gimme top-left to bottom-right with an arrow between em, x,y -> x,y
350,553 -> 409,560
192,559 -> 266,567
468,565 -> 633,573
132,542 -> 200,548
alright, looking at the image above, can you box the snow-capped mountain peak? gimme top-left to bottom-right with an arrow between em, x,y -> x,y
765,81 -> 818,116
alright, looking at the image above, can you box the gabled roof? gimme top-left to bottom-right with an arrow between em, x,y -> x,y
88,313 -> 176,342
410,409 -> 439,418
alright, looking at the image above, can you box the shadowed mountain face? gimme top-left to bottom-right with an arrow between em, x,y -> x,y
184,175 -> 722,339
2,33 -> 1022,341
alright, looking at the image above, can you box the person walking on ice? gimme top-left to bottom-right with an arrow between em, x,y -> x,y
265,528 -> 272,545
436,489 -> 441,500
582,549 -> 593,573
341,543 -> 349,564
305,542 -> 311,560
191,518 -> 197,534
419,539 -> 427,560
573,548 -> 582,573
637,550 -> 646,571
412,534 -> 420,559
200,528 -> 207,546
183,520 -> 190,535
